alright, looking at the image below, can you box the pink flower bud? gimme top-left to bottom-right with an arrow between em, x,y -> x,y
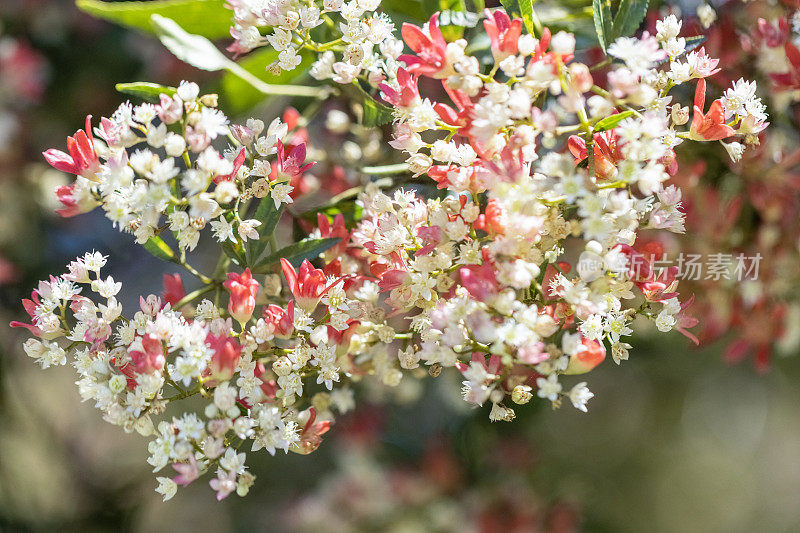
565,337 -> 606,374
205,334 -> 241,383
223,268 -> 259,323
129,334 -> 165,374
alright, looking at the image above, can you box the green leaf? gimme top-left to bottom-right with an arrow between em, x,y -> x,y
249,199 -> 285,261
355,81 -> 394,127
363,97 -> 395,127
151,15 -> 325,99
594,110 -> 634,132
254,199 -> 285,237
382,0 -> 428,21
611,0 -> 649,40
144,236 -> 177,263
219,48 -> 315,113
518,0 -> 538,35
221,241 -> 246,267
592,0 -> 613,51
500,0 -> 521,16
76,0 -> 233,39
254,237 -> 341,272
300,199 -> 364,227
150,14 -> 231,71
115,82 -> 176,103
683,35 -> 707,54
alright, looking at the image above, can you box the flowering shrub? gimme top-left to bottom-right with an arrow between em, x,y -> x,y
11,0 -> 767,501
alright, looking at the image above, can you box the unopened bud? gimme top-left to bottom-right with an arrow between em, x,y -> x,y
671,104 -> 689,125
199,94 -> 219,107
512,385 -> 533,404
568,63 -> 593,93
273,356 -> 292,376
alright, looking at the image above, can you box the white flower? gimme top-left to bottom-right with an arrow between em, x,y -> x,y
176,81 -> 199,101
271,183 -> 294,208
697,3 -> 717,29
278,47 -> 303,71
155,477 -> 177,501
536,374 -> 562,402
655,310 -> 677,332
266,28 -> 292,52
211,217 -> 236,243
238,219 -> 261,241
568,382 -> 594,412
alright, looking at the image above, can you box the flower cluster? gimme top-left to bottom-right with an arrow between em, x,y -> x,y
227,0 -> 401,84
12,3 -> 767,502
41,81 -> 317,251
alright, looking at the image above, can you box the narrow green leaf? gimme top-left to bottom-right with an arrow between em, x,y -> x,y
254,199 -> 285,237
594,110 -> 634,132
144,236 -> 177,263
76,0 -> 233,39
611,0 -> 649,40
254,237 -> 341,272
300,199 -> 364,227
221,241 -> 245,267
150,14 -> 231,71
151,15 -> 325,99
249,200 -> 285,261
362,97 -> 395,127
683,35 -> 707,54
115,82 -> 176,103
355,82 -> 394,127
592,0 -> 613,51
518,0 -> 536,35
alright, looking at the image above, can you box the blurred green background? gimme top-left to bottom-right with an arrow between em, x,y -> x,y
1,1 -> 799,532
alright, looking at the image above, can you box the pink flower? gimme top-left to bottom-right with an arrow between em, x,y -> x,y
172,456 -> 200,486
281,258 -> 340,312
676,295 -> 699,345
273,141 -> 314,179
223,268 -> 259,323
377,268 -> 409,293
162,273 -> 186,307
379,67 -> 420,108
689,79 -> 735,141
205,334 -> 242,383
43,115 -> 101,181
771,41 -> 800,91
157,93 -> 183,124
317,213 -> 350,256
215,147 -> 246,183
687,47 -> 720,78
399,14 -> 448,77
568,130 -> 623,180
564,337 -> 606,374
415,225 -> 444,256
474,199 -> 507,236
292,407 -> 331,455
459,261 -> 499,301
10,291 -> 47,338
209,469 -> 237,501
262,301 -> 295,339
483,8 -> 523,62
53,183 -> 96,218
129,334 -> 165,374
